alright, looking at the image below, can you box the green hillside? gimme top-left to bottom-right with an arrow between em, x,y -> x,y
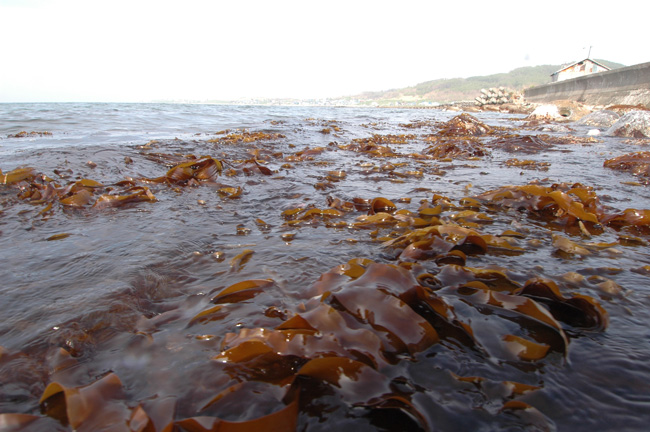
353,59 -> 625,104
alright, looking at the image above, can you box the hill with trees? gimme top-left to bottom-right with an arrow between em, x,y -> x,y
351,59 -> 625,105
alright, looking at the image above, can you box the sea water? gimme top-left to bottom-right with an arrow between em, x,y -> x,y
1,102 -> 649,431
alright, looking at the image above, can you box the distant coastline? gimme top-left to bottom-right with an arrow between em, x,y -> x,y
152,60 -> 628,109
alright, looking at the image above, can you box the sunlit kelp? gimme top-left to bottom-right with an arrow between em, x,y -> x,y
6,131 -> 53,138
271,180 -> 650,262
338,114 -> 499,163
0,166 -> 156,214
437,113 -> 492,136
504,158 -> 551,171
207,130 -> 286,145
474,183 -> 603,231
474,181 -> 650,237
0,167 -> 39,184
604,151 -> 650,183
144,156 -> 224,186
0,152 -> 259,216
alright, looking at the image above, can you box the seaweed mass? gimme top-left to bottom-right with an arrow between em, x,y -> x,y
1,103 -> 650,432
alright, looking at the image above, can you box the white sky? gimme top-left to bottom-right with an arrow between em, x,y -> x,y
1,0 -> 647,102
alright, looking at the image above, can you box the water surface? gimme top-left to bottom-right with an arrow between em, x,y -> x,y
1,103 -> 649,431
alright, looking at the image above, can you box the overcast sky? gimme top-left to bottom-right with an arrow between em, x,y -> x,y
1,0 -> 647,102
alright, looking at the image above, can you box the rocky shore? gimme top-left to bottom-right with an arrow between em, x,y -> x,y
417,97 -> 650,139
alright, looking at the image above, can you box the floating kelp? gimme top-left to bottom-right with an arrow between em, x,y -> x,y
234,158 -> 274,176
36,371 -> 300,432
210,279 -> 275,304
218,186 -> 243,199
305,118 -> 343,132
504,158 -> 551,171
487,135 -> 553,154
150,157 -> 224,185
284,146 -> 327,162
339,141 -> 398,158
46,233 -> 71,241
326,170 -> 346,182
515,278 -> 608,331
599,209 -> 650,236
7,131 -> 53,138
369,197 -> 397,214
351,134 -> 416,145
602,208 -> 650,226
436,284 -> 568,360
0,165 -> 156,213
552,233 -> 592,256
208,130 -> 286,145
93,186 -> 156,209
282,207 -> 344,225
420,264 -> 607,338
180,392 -> 299,432
424,137 -> 490,160
337,133 -> 438,161
40,373 -> 129,431
474,183 -> 603,230
0,167 -> 38,184
475,181 -> 650,236
437,113 -> 492,136
604,151 -> 650,179
229,249 -> 254,271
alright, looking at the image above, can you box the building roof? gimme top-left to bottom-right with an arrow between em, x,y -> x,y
551,58 -> 611,76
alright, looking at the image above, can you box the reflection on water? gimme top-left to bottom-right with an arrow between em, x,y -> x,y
1,103 -> 650,431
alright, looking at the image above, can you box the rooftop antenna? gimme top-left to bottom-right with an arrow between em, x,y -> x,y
587,45 -> 592,59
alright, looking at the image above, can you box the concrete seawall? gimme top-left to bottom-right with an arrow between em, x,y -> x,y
524,62 -> 650,107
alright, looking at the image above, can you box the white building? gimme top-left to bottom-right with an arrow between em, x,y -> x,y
551,59 -> 611,82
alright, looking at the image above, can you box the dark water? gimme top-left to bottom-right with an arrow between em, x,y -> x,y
1,103 -> 649,431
